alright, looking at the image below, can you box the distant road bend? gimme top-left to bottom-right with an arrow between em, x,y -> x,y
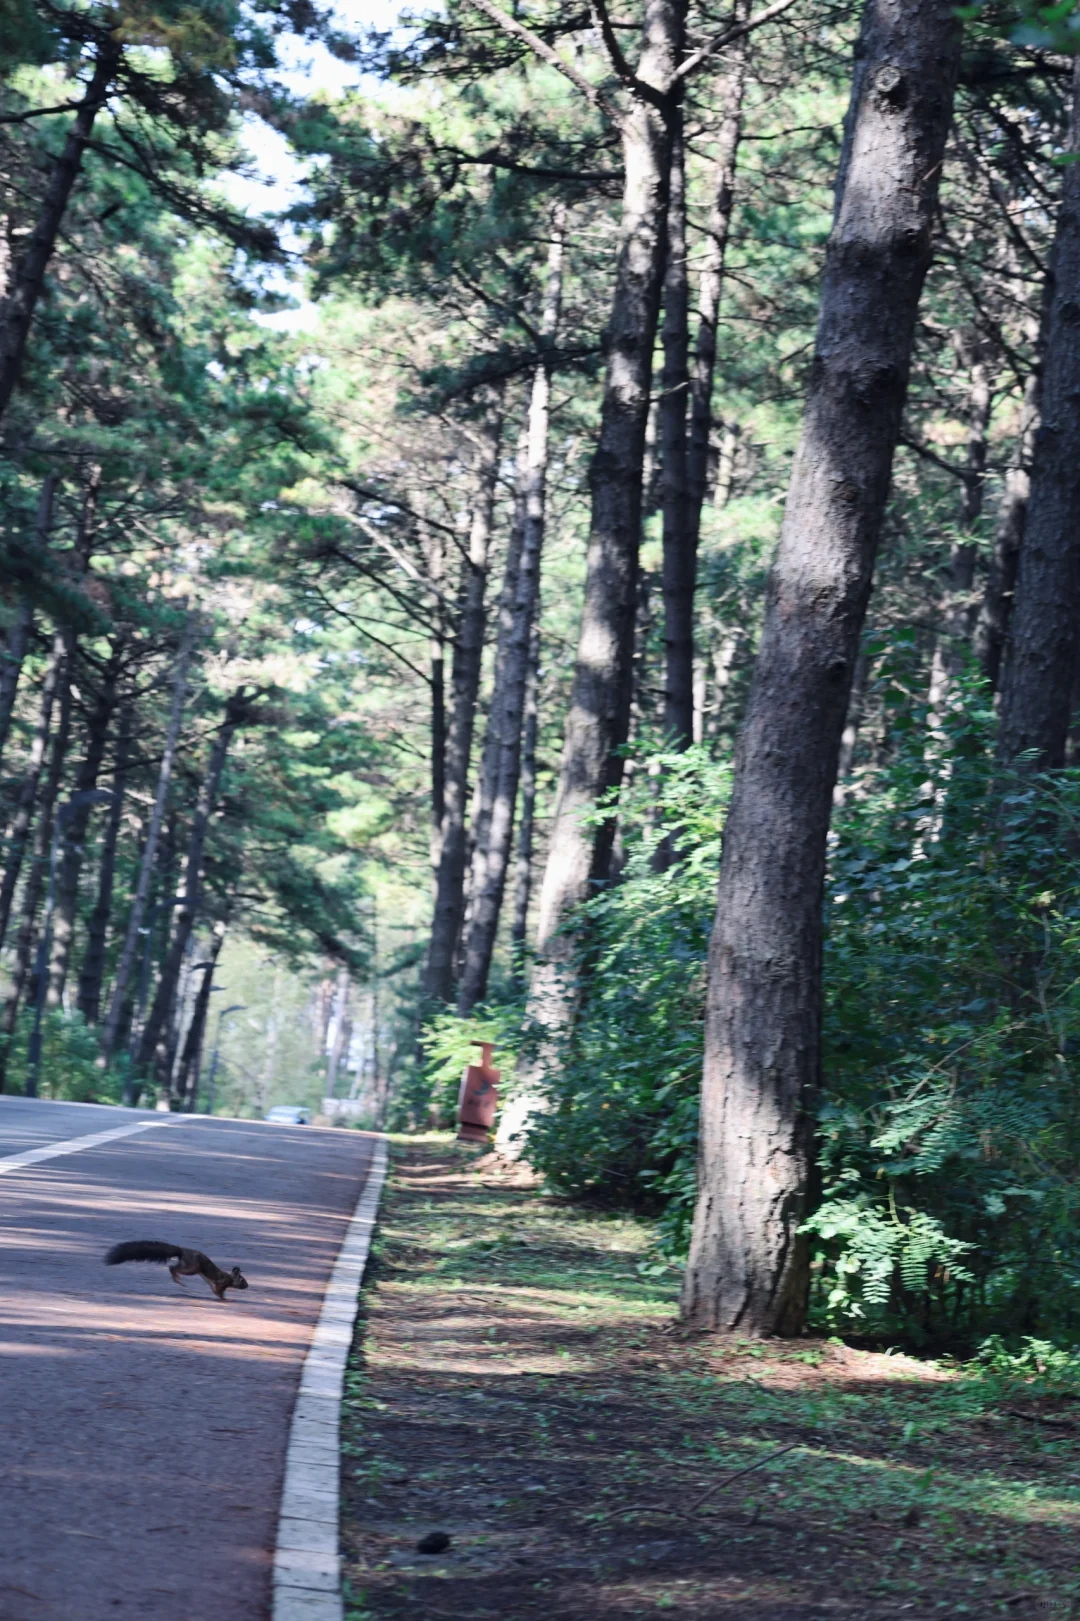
0,1097 -> 377,1621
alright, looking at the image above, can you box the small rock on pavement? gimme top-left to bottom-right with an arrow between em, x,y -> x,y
417,1531 -> 451,1555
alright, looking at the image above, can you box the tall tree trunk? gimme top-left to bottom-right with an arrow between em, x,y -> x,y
514,4 -> 681,1087
687,13 -> 749,545
175,918 -> 227,1110
0,594 -> 33,771
45,644 -> 122,1010
102,620 -> 194,1067
326,963 -> 351,1098
459,215 -> 566,1013
681,0 -> 963,1335
0,38 -> 121,421
661,0 -> 750,749
995,63 -> 1080,771
463,422 -> 531,934
134,692 -> 244,1079
511,618 -> 541,988
429,633 -> 446,876
660,107 -> 692,746
975,366 -> 1040,692
0,475 -> 53,769
77,698 -> 131,1024
0,642 -> 73,1088
0,626 -> 65,951
424,402 -> 504,1002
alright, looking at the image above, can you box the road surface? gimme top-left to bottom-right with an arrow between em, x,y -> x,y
0,1097 -> 377,1621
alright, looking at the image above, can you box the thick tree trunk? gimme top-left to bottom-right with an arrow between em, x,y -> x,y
45,645 -> 122,1010
501,6 -> 683,1153
77,699 -> 131,1024
459,217 -> 566,1014
135,693 -> 243,1079
103,621 -> 194,1067
975,367 -> 1040,692
0,643 -> 73,1087
523,1 -> 681,1035
0,626 -> 65,952
995,70 -> 1080,771
424,403 -> 504,1002
0,39 -> 120,421
511,618 -> 541,987
660,108 -> 692,746
681,0 -> 963,1335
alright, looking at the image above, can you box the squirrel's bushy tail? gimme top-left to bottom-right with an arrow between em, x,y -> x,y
105,1240 -> 182,1266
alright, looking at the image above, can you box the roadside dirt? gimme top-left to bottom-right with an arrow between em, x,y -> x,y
340,1140 -> 1079,1620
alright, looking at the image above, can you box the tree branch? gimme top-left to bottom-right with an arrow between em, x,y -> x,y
464,0 -> 624,124
0,99 -> 89,125
675,0 -> 801,83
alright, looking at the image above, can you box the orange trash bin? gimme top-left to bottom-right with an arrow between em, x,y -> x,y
457,1040 -> 500,1143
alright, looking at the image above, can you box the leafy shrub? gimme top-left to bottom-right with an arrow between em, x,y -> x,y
522,745 -> 730,1254
515,660 -> 1080,1349
3,1008 -> 127,1104
420,1002 -> 522,1123
811,663 -> 1080,1343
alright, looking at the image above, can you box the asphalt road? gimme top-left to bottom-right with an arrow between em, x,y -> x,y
0,1098 -> 377,1621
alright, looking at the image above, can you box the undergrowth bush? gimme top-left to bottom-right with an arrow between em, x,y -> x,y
508,665 -> 1080,1349
1,1008 -> 127,1104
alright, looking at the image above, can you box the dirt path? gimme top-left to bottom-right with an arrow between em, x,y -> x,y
340,1140 -> 1079,1621
0,1099 -> 377,1621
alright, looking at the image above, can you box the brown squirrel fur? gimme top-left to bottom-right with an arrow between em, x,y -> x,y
105,1240 -> 248,1301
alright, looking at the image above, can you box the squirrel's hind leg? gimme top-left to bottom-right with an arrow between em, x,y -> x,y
169,1265 -> 189,1289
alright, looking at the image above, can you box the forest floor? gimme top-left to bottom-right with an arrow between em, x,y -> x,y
339,1139 -> 1080,1621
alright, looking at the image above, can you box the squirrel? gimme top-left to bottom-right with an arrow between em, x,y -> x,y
105,1240 -> 248,1301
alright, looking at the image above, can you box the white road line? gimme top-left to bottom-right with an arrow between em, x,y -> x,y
273,1135 -> 389,1621
0,1117 -> 169,1176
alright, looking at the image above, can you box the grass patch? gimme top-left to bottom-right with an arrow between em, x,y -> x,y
340,1138 -> 1080,1620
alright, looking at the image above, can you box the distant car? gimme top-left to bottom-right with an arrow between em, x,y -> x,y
264,1105 -> 313,1126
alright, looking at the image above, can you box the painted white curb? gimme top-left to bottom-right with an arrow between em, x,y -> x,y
0,1117 -> 169,1176
273,1135 -> 389,1621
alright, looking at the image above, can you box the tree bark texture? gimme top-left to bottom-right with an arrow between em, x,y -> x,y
135,692 -> 243,1078
462,423 -> 530,945
660,0 -> 750,754
681,0 -> 963,1335
77,699 -> 131,1024
0,595 -> 33,774
0,642 -> 73,1085
0,39 -> 120,420
995,69 -> 1080,771
458,216 -> 565,1013
174,918 -> 227,1110
424,403 -> 504,1002
511,617 -> 541,986
532,0 -> 681,969
46,645 -> 122,1010
0,626 -> 65,952
103,621 -> 194,1066
660,106 -> 693,746
686,9 -> 749,547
